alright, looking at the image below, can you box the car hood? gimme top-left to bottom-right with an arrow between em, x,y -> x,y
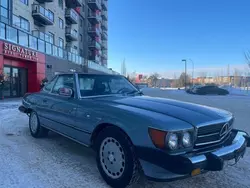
95,95 -> 232,126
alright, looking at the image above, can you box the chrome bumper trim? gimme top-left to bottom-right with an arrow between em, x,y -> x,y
189,130 -> 248,165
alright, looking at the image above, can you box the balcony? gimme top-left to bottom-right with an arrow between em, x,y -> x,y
101,31 -> 107,40
65,8 -> 78,24
89,51 -> 101,63
102,0 -> 107,11
88,27 -> 101,37
101,20 -> 107,30
102,53 -> 107,60
88,11 -> 101,24
102,41 -> 107,49
32,4 -> 54,26
36,0 -> 53,2
65,27 -> 78,41
65,0 -> 82,8
88,40 -> 101,50
101,11 -> 107,21
88,0 -> 101,10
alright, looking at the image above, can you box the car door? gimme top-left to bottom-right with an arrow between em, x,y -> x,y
75,74 -> 99,145
36,76 -> 58,125
46,74 -> 79,138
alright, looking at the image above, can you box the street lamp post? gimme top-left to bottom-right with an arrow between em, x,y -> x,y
182,59 -> 187,90
189,59 -> 194,86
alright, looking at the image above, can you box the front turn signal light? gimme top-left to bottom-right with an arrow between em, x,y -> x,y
148,128 -> 167,149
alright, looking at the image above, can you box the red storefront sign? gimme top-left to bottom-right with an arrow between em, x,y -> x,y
3,42 -> 38,62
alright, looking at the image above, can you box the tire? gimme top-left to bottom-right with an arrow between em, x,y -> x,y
29,111 -> 49,138
95,127 -> 141,188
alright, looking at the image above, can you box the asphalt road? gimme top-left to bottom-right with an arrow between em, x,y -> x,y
0,89 -> 250,188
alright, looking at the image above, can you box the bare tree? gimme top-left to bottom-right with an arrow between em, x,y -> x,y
244,51 -> 250,69
148,73 -> 160,87
178,72 -> 191,87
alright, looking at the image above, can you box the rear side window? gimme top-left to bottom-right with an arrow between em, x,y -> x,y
43,76 -> 57,92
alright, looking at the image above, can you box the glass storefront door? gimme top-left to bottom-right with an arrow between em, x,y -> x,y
3,66 -> 27,98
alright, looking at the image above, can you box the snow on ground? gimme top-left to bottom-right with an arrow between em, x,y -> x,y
0,92 -> 250,188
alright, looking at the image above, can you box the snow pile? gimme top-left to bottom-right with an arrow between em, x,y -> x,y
221,86 -> 250,96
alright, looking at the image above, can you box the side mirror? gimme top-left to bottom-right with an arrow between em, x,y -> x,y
58,87 -> 73,97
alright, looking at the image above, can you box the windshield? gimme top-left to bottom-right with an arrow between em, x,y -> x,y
78,74 -> 138,97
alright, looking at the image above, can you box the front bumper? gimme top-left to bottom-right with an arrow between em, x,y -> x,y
136,129 -> 250,182
18,105 -> 28,113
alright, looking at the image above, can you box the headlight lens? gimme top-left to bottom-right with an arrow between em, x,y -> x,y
167,133 -> 178,150
182,132 -> 192,147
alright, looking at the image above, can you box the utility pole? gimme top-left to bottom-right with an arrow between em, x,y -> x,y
182,59 -> 187,90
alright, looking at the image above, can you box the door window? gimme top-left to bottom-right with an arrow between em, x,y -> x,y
43,76 -> 57,92
52,74 -> 74,94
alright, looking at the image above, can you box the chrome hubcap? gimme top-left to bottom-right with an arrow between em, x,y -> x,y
100,137 -> 125,179
30,113 -> 38,133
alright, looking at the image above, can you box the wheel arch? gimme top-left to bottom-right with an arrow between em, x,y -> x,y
90,123 -> 134,149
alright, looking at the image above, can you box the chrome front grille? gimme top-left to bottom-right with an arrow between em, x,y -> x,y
195,118 -> 234,148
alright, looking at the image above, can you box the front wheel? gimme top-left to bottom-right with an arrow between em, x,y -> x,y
95,127 -> 141,188
29,111 -> 49,138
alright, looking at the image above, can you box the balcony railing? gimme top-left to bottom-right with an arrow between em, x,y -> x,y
65,0 -> 82,8
36,0 -> 53,3
88,27 -> 101,37
102,41 -> 107,49
65,27 -> 78,41
101,11 -> 107,21
101,20 -> 107,30
65,8 -> 78,24
89,52 -> 101,63
88,40 -> 101,50
32,4 -> 54,26
88,0 -> 101,10
101,31 -> 107,40
88,11 -> 101,24
102,0 -> 107,11
102,53 -> 107,60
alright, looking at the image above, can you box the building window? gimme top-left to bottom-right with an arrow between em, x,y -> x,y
29,35 -> 38,50
80,34 -> 82,42
46,42 -> 52,55
59,37 -> 64,48
18,30 -> 28,47
0,23 -> 5,39
53,45 -> 58,56
12,15 -> 30,32
48,10 -> 54,22
12,15 -> 30,31
46,32 -> 54,44
20,0 -> 28,5
20,17 -> 29,31
6,25 -> 17,43
38,39 -> 45,53
58,0 -> 63,9
59,18 -> 64,29
80,19 -> 83,27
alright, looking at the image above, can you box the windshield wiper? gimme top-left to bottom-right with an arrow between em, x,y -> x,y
126,90 -> 143,95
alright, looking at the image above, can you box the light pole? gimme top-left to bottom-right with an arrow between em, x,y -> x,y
189,59 -> 194,86
182,59 -> 187,90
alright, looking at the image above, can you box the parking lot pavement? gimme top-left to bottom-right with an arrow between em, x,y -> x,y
0,93 -> 250,188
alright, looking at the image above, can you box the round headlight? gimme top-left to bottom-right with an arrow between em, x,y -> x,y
167,133 -> 178,150
182,132 -> 191,147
